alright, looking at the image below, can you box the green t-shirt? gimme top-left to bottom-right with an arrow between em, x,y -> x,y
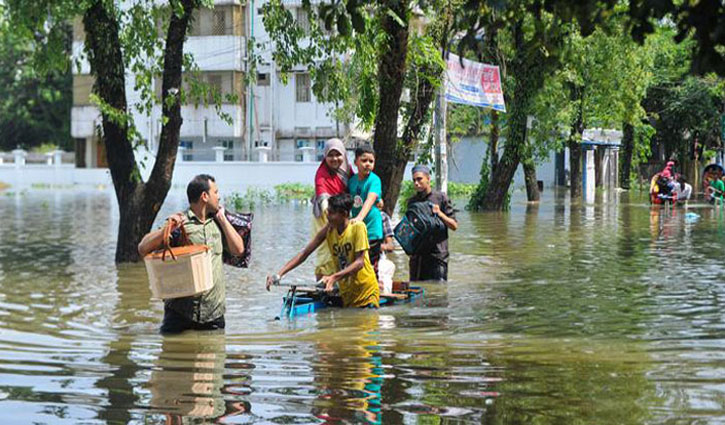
712,180 -> 725,200
348,172 -> 383,241
164,209 -> 228,323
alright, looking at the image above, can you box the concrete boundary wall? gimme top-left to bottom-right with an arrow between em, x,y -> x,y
0,162 -> 416,193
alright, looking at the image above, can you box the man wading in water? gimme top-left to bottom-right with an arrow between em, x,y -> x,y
406,165 -> 458,281
138,174 -> 245,333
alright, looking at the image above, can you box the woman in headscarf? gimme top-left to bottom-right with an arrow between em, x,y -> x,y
312,138 -> 351,279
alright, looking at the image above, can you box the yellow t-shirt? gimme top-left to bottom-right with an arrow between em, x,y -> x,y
312,198 -> 337,276
326,221 -> 380,308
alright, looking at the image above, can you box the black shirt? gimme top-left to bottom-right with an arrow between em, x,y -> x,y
406,190 -> 456,261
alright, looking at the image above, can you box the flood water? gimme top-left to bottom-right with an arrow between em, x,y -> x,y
2,187 -> 725,423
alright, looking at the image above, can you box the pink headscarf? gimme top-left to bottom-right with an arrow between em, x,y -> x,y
661,161 -> 674,179
314,138 -> 350,197
313,138 -> 351,217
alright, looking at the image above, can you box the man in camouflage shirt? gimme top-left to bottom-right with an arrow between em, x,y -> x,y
138,174 -> 245,333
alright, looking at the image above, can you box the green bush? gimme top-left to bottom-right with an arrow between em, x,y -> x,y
226,187 -> 274,209
226,183 -> 314,209
274,183 -> 314,201
447,182 -> 477,198
31,143 -> 58,154
398,180 -> 476,203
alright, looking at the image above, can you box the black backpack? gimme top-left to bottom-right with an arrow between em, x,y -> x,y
394,201 -> 447,255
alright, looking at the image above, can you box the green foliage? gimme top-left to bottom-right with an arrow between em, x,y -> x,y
261,0 -> 448,135
226,184 -> 315,209
398,180 -> 415,204
226,187 -> 274,210
398,180 -> 476,206
274,183 -> 314,201
31,143 -> 58,154
641,26 -> 724,163
529,16 -> 656,164
0,15 -> 72,151
3,0 -> 228,156
447,182 -> 477,198
447,105 -> 489,141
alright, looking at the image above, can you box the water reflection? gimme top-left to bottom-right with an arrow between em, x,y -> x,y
309,313 -> 382,424
149,333 -> 228,420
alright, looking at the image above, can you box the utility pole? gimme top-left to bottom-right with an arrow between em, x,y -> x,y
435,5 -> 450,194
434,60 -> 448,194
248,0 -> 255,160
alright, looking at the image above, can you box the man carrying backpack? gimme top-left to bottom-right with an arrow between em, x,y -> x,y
406,165 -> 458,281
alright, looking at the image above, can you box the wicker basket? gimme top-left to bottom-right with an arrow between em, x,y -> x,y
144,221 -> 214,299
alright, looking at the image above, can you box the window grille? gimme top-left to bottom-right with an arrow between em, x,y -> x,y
296,74 -> 311,103
208,74 -> 223,102
296,8 -> 310,32
212,9 -> 227,35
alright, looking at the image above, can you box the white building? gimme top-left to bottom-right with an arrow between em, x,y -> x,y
71,0 -> 346,169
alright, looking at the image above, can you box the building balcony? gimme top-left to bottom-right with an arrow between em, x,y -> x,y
186,35 -> 246,72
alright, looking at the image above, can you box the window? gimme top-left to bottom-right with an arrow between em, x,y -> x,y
257,73 -> 269,86
188,6 -> 242,36
296,8 -> 310,32
295,154 -> 303,162
296,73 -> 311,103
296,139 -> 310,149
316,139 -> 326,161
212,9 -> 227,35
180,140 -> 193,161
220,140 -> 234,161
208,74 -> 223,102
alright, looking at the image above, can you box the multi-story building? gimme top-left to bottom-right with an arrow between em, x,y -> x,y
71,0 -> 347,168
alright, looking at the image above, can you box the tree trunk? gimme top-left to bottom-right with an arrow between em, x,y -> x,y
84,0 -> 198,262
475,20 -> 547,211
568,84 -> 584,201
480,79 -> 530,210
489,110 -> 499,181
594,146 -> 604,187
523,158 -> 540,202
619,121 -> 634,189
568,137 -> 583,200
372,0 -> 409,215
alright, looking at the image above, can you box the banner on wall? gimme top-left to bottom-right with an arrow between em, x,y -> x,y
445,53 -> 506,112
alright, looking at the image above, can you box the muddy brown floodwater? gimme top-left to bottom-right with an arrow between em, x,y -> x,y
1,187 -> 724,423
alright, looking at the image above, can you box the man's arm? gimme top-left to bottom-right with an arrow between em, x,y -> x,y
137,212 -> 185,257
432,203 -> 458,231
266,224 -> 328,290
319,250 -> 366,291
215,207 -> 244,256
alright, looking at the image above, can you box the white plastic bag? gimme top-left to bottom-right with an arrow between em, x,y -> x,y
378,253 -> 395,294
